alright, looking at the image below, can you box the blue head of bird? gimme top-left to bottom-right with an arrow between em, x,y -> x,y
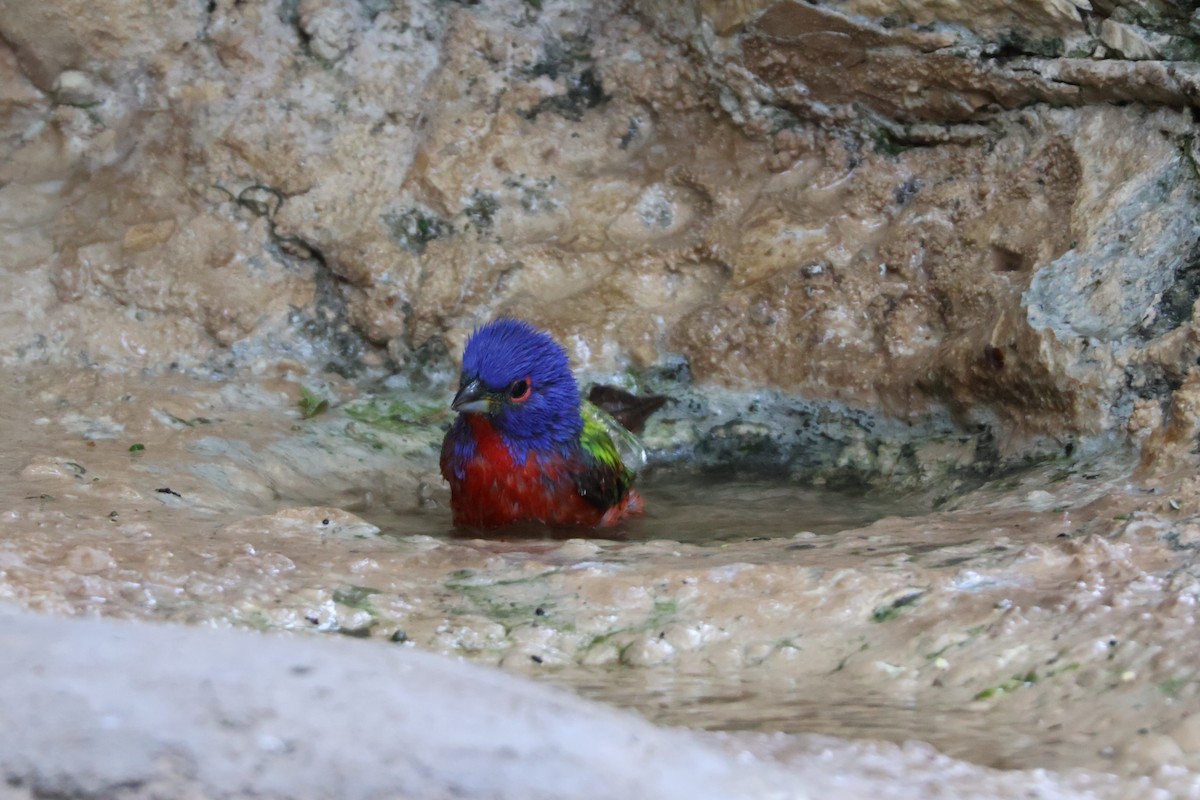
451,319 -> 583,453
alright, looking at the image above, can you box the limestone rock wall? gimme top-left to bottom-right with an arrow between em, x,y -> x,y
645,0 -> 1200,126
2,0 -> 1200,456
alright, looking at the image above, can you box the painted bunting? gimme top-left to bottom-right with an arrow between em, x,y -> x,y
440,319 -> 644,528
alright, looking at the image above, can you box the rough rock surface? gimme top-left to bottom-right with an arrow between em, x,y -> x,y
2,0 -> 1200,461
7,0 -> 1200,797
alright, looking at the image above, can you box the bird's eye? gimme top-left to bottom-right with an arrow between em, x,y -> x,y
509,378 -> 532,402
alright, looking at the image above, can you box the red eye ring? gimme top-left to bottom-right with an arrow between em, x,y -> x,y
509,376 -> 532,402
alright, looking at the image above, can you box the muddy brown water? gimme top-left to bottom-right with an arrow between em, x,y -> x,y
361,475 -> 929,544
4,368 -> 1200,793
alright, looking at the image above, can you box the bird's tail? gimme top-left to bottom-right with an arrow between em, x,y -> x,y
599,488 -> 644,527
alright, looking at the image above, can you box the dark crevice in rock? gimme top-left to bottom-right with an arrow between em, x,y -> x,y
461,190 -> 500,232
286,264 -> 382,379
990,245 -> 1030,273
983,31 -> 1066,61
1110,361 -> 1179,431
523,33 -> 593,82
519,67 -> 609,122
517,34 -> 610,121
278,0 -> 313,51
1138,238 -> 1200,339
400,334 -> 455,391
383,206 -> 453,254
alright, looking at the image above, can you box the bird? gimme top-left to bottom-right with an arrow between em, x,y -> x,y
440,318 -> 644,529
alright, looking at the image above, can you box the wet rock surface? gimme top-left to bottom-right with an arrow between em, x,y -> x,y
6,0 -> 1200,796
2,370 -> 1200,797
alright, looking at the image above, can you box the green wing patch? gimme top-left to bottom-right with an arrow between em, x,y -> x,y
575,401 -> 643,510
581,401 -> 646,473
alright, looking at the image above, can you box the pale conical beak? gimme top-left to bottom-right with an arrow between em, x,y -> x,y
451,378 -> 491,414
